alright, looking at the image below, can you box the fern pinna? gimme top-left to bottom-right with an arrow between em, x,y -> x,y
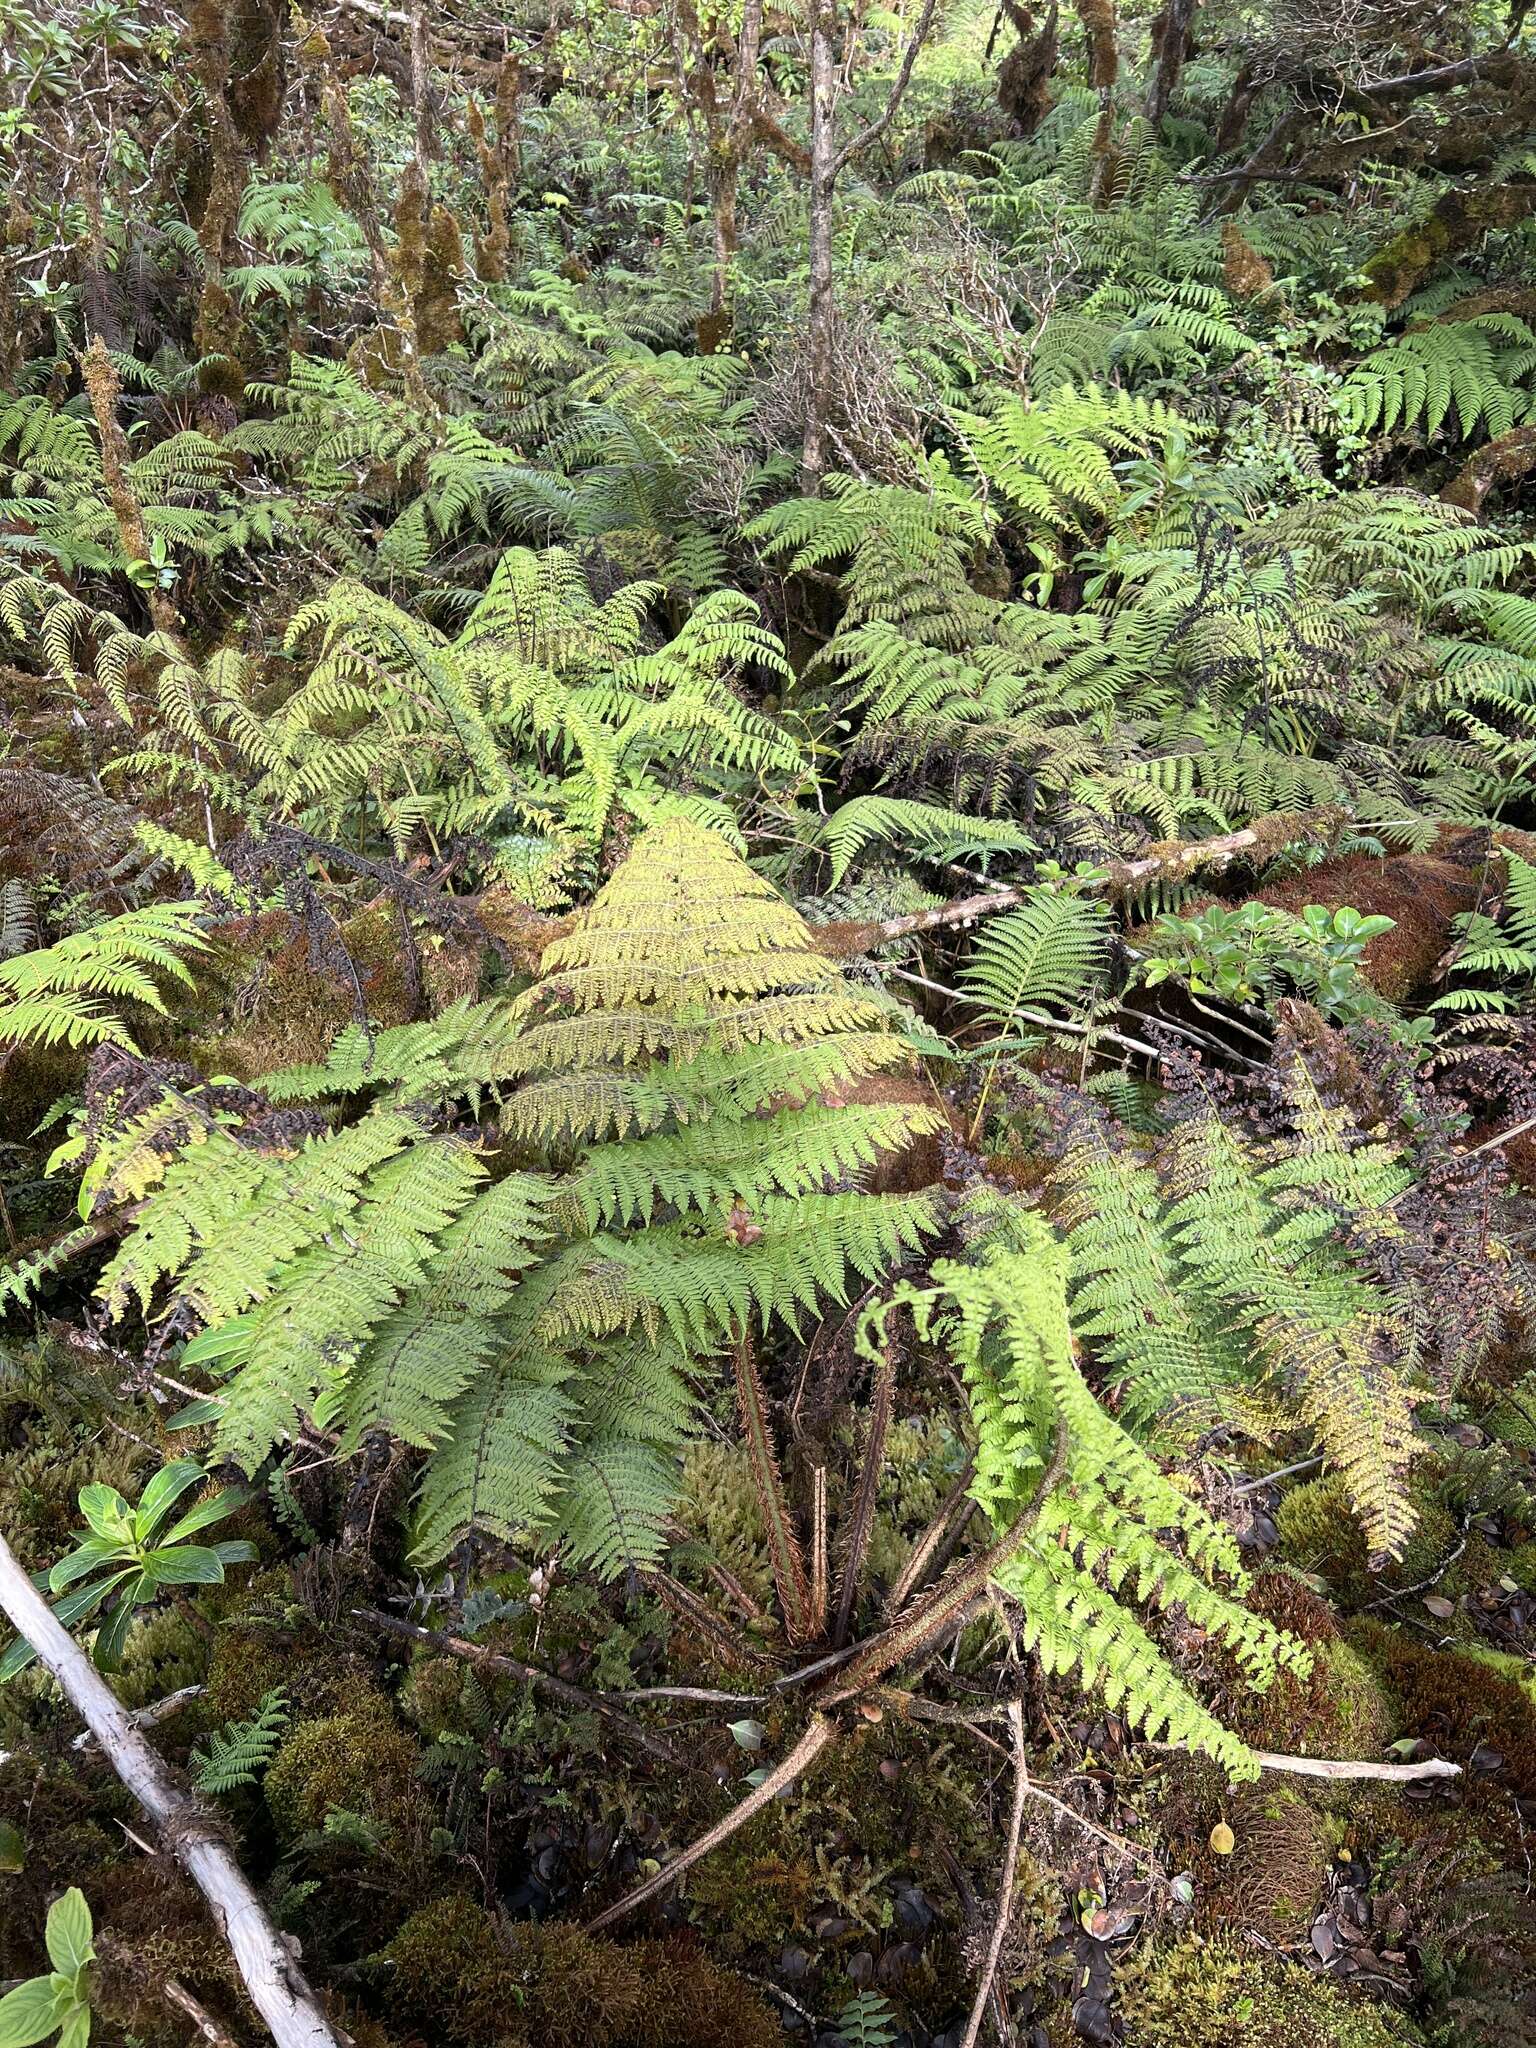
80,819 -> 942,1577
864,1203 -> 1308,1776
1055,1063 -> 1420,1564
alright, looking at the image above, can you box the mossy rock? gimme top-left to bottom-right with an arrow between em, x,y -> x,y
1119,1932 -> 1422,2047
1353,1619 -> 1536,1808
264,1697 -> 432,1851
380,1897 -> 781,2048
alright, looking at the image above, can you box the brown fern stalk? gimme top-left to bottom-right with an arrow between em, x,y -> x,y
832,1342 -> 896,1646
585,1714 -> 839,1932
733,1332 -> 817,1642
823,1418 -> 1068,1707
809,1465 -> 830,1637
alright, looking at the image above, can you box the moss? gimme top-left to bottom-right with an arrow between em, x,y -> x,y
866,1414 -> 960,1586
264,1697 -> 431,1850
0,1429 -> 153,1571
115,1599 -> 213,1712
1223,1575 -> 1391,1762
381,1900 -> 780,2048
1275,1471 -> 1458,1610
684,1846 -> 818,1955
381,1896 -> 530,2047
1216,1783 -> 1328,1941
1356,1620 -> 1536,1809
624,1937 -> 784,2048
1120,1933 -> 1421,2047
677,1439 -> 774,1605
184,900 -> 455,1081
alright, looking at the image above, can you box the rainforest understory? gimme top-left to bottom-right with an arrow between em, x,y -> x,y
3,0 -> 1536,2043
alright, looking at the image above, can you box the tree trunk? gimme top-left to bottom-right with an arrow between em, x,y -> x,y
802,0 -> 839,493
710,156 -> 741,319
0,1530 -> 345,2048
1144,0 -> 1196,124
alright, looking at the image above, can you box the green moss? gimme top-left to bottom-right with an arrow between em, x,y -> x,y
380,1900 -> 781,2048
381,1896 -> 530,2047
265,1698 -> 430,1850
1121,1933 -> 1421,2046
676,1439 -> 773,1604
1275,1470 -> 1458,1608
867,1414 -> 959,1585
684,1845 -> 817,1955
0,1430 -> 153,1572
115,1600 -> 213,1712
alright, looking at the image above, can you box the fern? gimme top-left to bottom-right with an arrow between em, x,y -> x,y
0,902 -> 207,1054
1339,318 -> 1536,445
191,1689 -> 290,1794
837,1992 -> 900,2047
960,888 -> 1110,1026
866,1203 -> 1308,1776
811,795 -> 1036,884
80,821 -> 941,1578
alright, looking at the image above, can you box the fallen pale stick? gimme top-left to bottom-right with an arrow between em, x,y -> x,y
0,1530 -> 345,2048
1250,1749 -> 1461,1783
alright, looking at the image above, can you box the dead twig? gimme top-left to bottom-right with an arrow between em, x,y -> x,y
354,1609 -> 688,1770
585,1714 -> 839,1931
960,1699 -> 1029,2048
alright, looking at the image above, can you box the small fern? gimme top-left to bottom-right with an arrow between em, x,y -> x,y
191,1689 -> 291,1795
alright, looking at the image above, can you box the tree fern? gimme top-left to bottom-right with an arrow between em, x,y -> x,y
74,820 -> 941,1578
865,1204 -> 1308,1776
0,902 -> 207,1054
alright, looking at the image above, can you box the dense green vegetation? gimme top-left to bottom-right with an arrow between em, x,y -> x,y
2,0 -> 1536,2041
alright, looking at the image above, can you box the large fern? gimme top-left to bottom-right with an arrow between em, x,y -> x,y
865,1203 -> 1309,1776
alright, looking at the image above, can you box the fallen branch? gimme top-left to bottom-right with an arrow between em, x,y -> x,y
1250,1748 -> 1461,1783
847,816 -> 1325,952
354,1609 -> 688,1770
0,1530 -> 344,2048
161,1975 -> 244,2048
72,1683 -> 204,1751
959,1699 -> 1029,2048
585,1713 -> 839,1931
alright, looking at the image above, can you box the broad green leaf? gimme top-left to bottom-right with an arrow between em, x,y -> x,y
44,1889 -> 93,1981
159,1487 -> 248,1544
74,1487 -> 130,1542
0,1975 -> 71,2048
134,1460 -> 208,1537
142,1545 -> 226,1586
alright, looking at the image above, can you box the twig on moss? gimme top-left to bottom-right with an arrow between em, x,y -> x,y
960,1699 -> 1029,2048
0,1530 -> 345,2048
1248,1749 -> 1461,1782
354,1608 -> 689,1769
585,1713 -> 839,1932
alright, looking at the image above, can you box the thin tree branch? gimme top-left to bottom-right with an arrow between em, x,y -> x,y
584,1714 -> 840,1931
960,1698 -> 1029,2048
0,1530 -> 344,2048
354,1609 -> 688,1769
834,0 -> 943,172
